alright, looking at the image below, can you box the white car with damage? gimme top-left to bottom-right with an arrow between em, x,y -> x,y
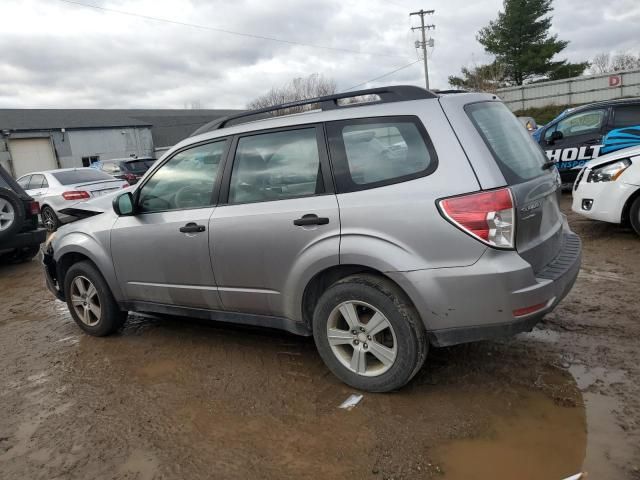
572,146 -> 640,235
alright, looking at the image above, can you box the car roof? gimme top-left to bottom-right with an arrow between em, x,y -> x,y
102,157 -> 155,163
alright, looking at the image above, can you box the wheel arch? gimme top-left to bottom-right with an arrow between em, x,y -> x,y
299,264 -> 421,330
53,232 -> 124,302
621,185 -> 640,226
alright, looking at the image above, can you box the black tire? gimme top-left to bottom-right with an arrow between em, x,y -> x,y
64,260 -> 127,336
0,188 -> 24,241
41,205 -> 60,233
630,196 -> 640,237
313,274 -> 428,392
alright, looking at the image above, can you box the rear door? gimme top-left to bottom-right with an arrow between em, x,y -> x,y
603,104 -> 640,154
210,125 -> 339,317
25,174 -> 49,199
442,96 -> 564,273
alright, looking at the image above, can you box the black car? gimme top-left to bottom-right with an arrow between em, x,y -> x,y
534,98 -> 640,184
96,157 -> 156,185
0,164 -> 47,262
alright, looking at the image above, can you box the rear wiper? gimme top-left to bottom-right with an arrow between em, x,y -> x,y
542,160 -> 556,170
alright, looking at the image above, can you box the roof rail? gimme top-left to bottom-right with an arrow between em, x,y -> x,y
191,85 -> 436,136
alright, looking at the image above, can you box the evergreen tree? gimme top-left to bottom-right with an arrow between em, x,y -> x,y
476,0 -> 588,85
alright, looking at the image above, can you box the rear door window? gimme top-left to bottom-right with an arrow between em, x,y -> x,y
27,174 -> 46,189
228,128 -> 323,204
467,102 -> 547,183
326,116 -> 436,192
17,175 -> 31,189
613,105 -> 640,128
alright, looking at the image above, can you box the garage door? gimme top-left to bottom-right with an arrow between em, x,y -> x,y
8,138 -> 58,178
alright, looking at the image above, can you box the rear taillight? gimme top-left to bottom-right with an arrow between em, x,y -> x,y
123,173 -> 137,184
29,201 -> 40,215
62,190 -> 90,201
439,187 -> 515,249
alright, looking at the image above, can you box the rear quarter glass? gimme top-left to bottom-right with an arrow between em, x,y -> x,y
466,102 -> 547,184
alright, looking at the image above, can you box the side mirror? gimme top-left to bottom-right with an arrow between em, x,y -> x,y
113,192 -> 134,216
547,130 -> 563,144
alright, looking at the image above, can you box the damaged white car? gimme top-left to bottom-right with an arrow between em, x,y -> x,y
572,146 -> 640,236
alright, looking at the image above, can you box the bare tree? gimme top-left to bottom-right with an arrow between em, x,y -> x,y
611,53 -> 640,72
590,52 -> 640,74
590,52 -> 611,74
448,61 -> 507,93
247,74 -> 337,115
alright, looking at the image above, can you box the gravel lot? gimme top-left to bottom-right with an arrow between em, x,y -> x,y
1,195 -> 638,480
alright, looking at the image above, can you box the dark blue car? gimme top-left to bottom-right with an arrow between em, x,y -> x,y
535,98 -> 640,185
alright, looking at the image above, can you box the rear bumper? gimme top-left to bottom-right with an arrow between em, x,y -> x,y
388,231 -> 582,347
571,179 -> 639,224
0,228 -> 47,250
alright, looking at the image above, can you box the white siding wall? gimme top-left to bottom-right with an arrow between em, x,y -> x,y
498,69 -> 640,111
59,127 -> 154,168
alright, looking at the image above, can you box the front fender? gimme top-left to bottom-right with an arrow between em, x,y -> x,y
52,231 -> 124,302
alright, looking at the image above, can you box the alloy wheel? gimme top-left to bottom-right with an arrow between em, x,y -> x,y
42,208 -> 56,232
0,198 -> 15,232
326,300 -> 398,377
70,276 -> 101,326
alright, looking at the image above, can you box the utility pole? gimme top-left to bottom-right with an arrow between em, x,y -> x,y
410,9 -> 435,90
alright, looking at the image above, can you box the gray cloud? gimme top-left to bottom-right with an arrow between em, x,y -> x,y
0,0 -> 638,109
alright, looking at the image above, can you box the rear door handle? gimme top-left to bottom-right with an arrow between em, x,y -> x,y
293,214 -> 329,226
179,222 -> 206,233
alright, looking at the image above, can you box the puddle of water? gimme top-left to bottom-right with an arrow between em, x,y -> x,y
434,390 -> 586,480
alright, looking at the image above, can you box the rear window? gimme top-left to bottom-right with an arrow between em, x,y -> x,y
613,105 -> 640,128
52,169 -> 115,185
467,102 -> 547,183
123,160 -> 151,173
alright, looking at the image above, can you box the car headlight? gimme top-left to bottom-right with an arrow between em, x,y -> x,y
587,158 -> 631,183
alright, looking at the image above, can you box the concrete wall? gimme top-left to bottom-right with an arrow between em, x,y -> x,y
56,127 -> 154,168
498,68 -> 640,111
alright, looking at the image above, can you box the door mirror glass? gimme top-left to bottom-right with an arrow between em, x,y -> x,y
113,192 -> 134,216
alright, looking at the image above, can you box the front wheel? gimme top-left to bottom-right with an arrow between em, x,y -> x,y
313,274 -> 428,392
64,261 -> 127,336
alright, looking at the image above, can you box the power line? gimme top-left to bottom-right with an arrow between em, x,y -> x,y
56,0 -> 411,60
342,60 -> 422,92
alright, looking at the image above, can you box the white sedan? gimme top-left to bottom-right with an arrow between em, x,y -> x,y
17,168 -> 128,232
572,146 -> 640,235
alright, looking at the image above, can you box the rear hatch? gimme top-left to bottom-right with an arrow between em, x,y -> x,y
439,95 -> 564,273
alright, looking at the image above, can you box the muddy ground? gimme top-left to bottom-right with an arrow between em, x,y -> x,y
1,195 -> 639,480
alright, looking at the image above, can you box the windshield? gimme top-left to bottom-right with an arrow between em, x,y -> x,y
52,169 -> 116,185
467,102 -> 547,183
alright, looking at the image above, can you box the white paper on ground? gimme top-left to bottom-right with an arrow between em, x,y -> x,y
338,394 -> 363,410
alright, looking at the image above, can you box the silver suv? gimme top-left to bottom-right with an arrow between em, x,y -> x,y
43,86 -> 581,392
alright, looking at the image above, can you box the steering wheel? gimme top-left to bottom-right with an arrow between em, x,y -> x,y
174,185 -> 202,209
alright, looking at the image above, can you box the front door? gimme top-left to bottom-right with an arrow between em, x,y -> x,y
111,139 -> 228,310
543,108 -> 608,173
211,125 -> 339,317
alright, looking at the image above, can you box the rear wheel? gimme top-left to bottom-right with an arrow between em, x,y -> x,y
313,274 -> 428,392
41,206 -> 60,233
630,196 -> 640,237
0,188 -> 24,241
64,261 -> 127,336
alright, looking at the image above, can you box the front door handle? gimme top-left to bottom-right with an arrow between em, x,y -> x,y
179,222 -> 206,233
293,214 -> 329,226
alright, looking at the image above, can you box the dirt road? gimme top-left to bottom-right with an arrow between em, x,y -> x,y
1,195 -> 638,479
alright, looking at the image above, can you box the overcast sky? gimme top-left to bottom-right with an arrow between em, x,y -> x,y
1,0 -> 639,109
